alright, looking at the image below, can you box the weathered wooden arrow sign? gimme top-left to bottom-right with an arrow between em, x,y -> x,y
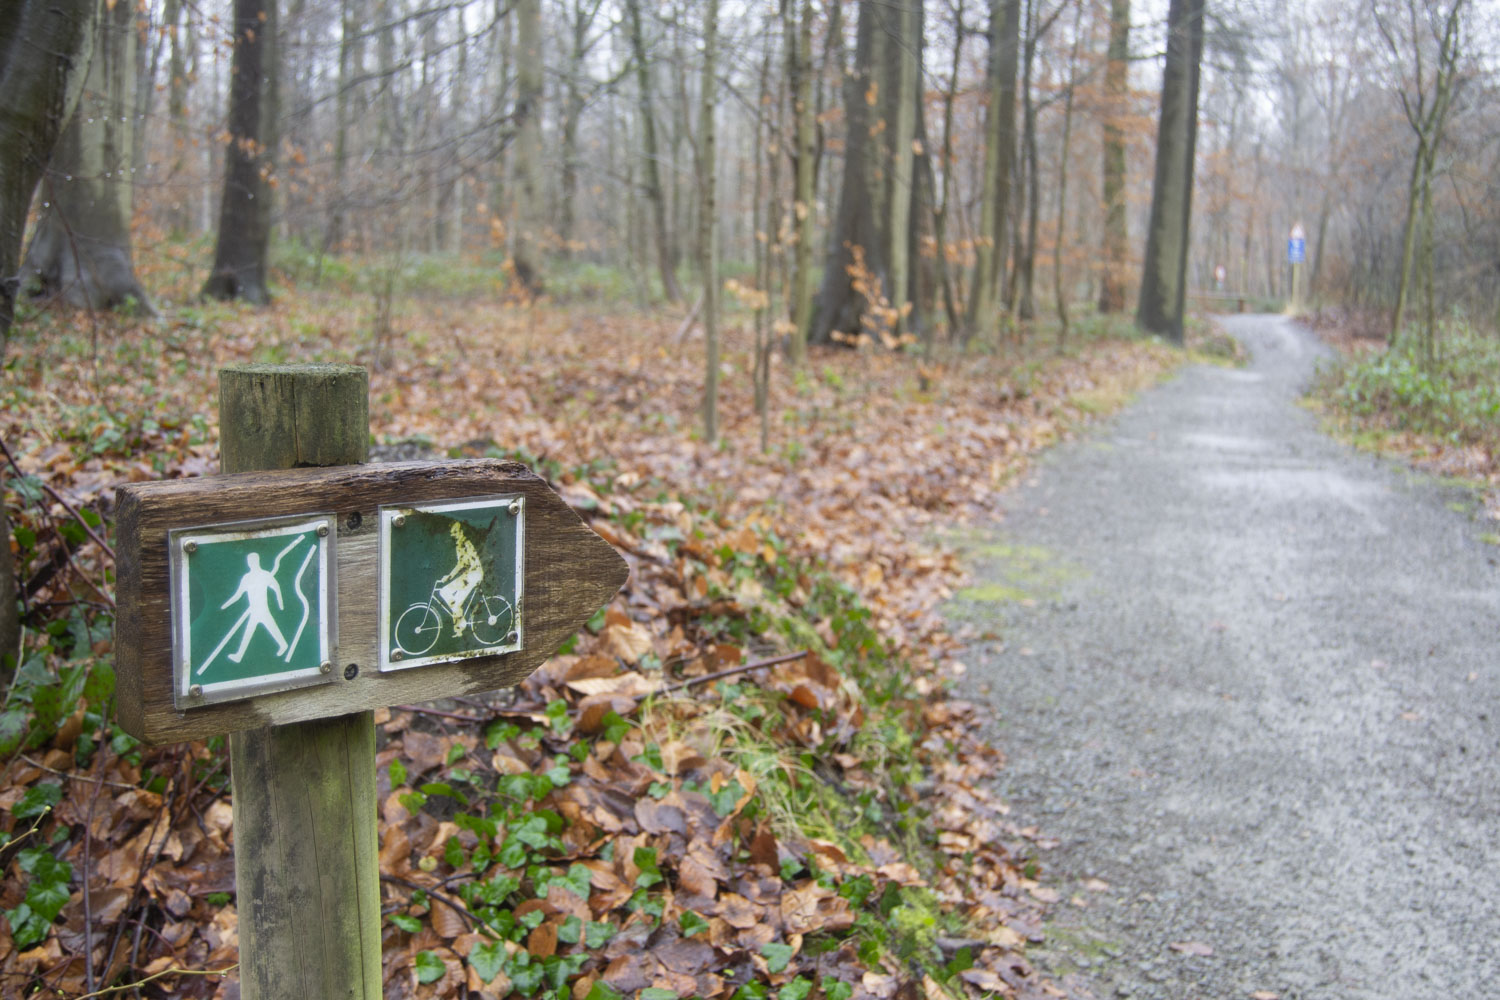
115,459 -> 628,745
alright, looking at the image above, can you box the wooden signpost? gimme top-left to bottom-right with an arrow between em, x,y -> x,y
113,364 -> 628,998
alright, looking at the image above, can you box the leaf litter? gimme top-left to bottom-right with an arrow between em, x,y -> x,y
0,296 -> 1179,998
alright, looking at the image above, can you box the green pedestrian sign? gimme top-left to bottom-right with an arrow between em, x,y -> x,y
379,494 -> 525,671
169,514 -> 336,708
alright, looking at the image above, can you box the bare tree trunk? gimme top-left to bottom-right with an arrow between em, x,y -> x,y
811,0 -> 890,343
1135,0 -> 1204,344
1053,0 -> 1083,345
788,0 -> 816,364
886,0 -> 919,337
1097,0 -> 1130,313
624,0 -> 683,302
164,0 -> 193,236
699,0 -> 719,441
965,0 -> 1022,341
24,0 -> 151,311
202,0 -> 279,304
0,0 -> 97,682
510,0 -> 544,295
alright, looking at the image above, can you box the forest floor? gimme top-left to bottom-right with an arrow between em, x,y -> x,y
0,287 -> 1192,1000
957,314 -> 1499,1000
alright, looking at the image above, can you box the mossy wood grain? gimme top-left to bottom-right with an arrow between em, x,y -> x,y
115,458 -> 628,744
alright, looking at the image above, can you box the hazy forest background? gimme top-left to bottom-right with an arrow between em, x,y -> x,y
0,0 -> 1497,996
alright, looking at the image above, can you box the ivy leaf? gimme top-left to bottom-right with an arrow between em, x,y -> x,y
822,980 -> 854,1000
390,913 -> 421,933
761,941 -> 795,974
12,783 -> 62,820
779,979 -> 813,1000
470,941 -> 505,984
414,950 -> 447,984
680,911 -> 710,938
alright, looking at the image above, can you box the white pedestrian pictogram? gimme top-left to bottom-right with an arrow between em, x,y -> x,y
196,536 -> 314,674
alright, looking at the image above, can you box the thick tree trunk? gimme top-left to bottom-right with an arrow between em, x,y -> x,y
24,0 -> 150,312
624,0 -> 682,302
1,0 -> 97,682
1135,0 -> 1204,344
965,0 -> 1022,341
811,0 -> 922,345
811,0 -> 887,343
1097,0 -> 1130,313
202,0 -> 279,304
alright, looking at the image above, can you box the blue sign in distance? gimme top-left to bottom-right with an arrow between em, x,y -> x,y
1288,238 -> 1305,264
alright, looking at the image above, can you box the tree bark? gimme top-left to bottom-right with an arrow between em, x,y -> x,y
1135,0 -> 1204,344
202,0 -> 279,304
811,0 -> 922,345
1097,0 -> 1130,313
0,0 -> 97,684
23,0 -> 151,312
965,0 -> 1023,341
510,0 -> 544,295
164,0 -> 192,236
788,0 -> 816,363
624,0 -> 682,302
698,0 -> 718,442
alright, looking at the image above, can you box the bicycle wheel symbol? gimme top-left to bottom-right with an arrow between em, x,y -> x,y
470,594 -> 514,647
394,602 -> 442,656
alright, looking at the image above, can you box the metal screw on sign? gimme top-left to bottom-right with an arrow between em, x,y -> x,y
509,500 -> 521,516
189,684 -> 203,698
393,514 -> 406,528
317,524 -> 329,537
184,541 -> 198,554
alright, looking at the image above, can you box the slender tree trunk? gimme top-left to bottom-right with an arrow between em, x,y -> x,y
202,0 -> 279,304
1053,0 -> 1083,345
932,0 -> 966,336
624,0 -> 682,302
329,0 -> 354,252
886,0 -> 919,338
1097,0 -> 1130,313
510,0 -> 544,294
965,0 -> 1023,341
1390,144 -> 1423,345
165,0 -> 192,236
24,0 -> 151,311
1135,0 -> 1204,344
789,0 -> 816,364
699,0 -> 719,441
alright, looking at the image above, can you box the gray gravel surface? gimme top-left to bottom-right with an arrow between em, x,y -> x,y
956,315 -> 1499,1000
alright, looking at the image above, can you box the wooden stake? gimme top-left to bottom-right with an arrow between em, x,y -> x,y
219,364 -> 381,1000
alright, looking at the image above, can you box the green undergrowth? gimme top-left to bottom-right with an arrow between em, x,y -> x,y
1316,322 -> 1500,454
0,440 -> 998,994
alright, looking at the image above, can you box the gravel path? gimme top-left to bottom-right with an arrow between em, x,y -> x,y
956,315 -> 1499,1000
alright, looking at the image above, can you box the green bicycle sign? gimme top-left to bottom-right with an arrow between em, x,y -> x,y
379,494 -> 525,671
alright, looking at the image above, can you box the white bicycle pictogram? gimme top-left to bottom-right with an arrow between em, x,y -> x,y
394,584 -> 515,656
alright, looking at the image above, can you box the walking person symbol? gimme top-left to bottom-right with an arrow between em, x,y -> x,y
222,552 -> 290,663
195,535 -> 309,676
